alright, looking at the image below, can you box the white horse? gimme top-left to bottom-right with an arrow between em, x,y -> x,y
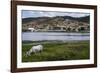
26,45 -> 43,57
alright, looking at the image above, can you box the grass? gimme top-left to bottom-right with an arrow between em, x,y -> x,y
22,40 -> 90,62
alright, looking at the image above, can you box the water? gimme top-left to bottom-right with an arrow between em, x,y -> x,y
22,32 -> 90,41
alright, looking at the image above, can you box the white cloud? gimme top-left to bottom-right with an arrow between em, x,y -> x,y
22,10 -> 90,18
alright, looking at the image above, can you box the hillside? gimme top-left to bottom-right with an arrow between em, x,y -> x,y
22,16 -> 90,32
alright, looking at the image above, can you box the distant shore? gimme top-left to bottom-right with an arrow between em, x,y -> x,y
22,31 -> 90,33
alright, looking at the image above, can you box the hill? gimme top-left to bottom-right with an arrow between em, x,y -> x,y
22,16 -> 90,32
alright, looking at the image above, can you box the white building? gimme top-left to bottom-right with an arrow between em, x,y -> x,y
28,28 -> 35,32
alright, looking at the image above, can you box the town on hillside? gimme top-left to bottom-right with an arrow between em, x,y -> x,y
22,16 -> 90,32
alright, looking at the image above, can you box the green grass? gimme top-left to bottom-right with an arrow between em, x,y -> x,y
22,40 -> 90,62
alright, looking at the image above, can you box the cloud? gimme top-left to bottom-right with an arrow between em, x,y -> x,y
22,10 -> 90,18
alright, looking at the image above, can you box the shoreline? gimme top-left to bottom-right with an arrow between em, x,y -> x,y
22,31 -> 90,33
22,40 -> 89,45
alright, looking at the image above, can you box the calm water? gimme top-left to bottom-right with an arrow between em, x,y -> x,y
22,32 -> 90,41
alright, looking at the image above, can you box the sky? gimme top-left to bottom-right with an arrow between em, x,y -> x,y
22,10 -> 90,18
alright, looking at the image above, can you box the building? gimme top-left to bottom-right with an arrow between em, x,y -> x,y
28,28 -> 35,32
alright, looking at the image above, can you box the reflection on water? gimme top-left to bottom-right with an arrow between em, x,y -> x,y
22,32 -> 90,41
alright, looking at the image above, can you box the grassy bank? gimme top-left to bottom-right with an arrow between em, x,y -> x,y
22,40 -> 90,62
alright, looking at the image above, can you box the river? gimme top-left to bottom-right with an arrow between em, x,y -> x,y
22,32 -> 90,41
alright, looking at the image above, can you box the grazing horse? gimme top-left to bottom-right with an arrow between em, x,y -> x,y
26,45 -> 43,57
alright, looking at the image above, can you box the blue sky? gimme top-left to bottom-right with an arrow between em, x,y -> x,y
22,10 -> 90,18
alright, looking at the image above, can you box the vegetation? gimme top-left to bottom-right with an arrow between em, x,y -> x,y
22,16 -> 90,32
22,40 -> 90,62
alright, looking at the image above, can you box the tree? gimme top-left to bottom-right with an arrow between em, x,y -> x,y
80,27 -> 85,31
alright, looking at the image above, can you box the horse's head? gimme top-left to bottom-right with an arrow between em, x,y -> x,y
25,51 -> 31,57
